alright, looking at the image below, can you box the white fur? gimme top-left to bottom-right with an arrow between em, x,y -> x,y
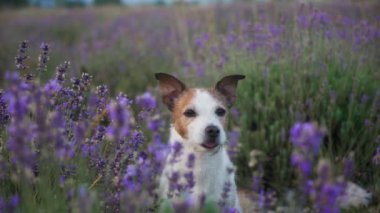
159,89 -> 241,211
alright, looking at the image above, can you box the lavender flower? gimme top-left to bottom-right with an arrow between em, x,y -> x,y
95,85 -> 109,113
184,171 -> 195,191
4,72 -> 37,170
55,61 -> 70,84
194,32 -> 209,49
43,79 -> 62,96
122,165 -> 139,191
227,129 -> 240,160
38,42 -> 49,72
290,122 -> 324,155
186,153 -> 195,169
81,73 -> 92,88
290,122 -> 324,198
15,40 -> 28,71
0,90 -> 10,127
106,93 -> 132,140
168,171 -> 180,196
218,181 -> 232,208
75,186 -> 93,213
0,194 -> 19,213
135,91 -> 157,110
169,142 -> 183,164
313,160 -> 346,213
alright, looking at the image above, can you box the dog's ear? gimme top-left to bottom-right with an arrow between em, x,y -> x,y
215,75 -> 245,108
155,73 -> 186,111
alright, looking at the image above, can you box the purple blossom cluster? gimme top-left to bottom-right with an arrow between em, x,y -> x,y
289,122 -> 349,212
0,90 -> 10,127
37,42 -> 49,72
227,129 -> 240,161
0,194 -> 19,213
290,122 -> 324,179
0,41 -> 179,212
14,40 -> 28,72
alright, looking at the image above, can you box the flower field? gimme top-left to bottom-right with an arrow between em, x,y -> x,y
0,2 -> 379,212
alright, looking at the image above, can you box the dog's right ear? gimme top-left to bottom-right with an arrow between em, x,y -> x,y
155,73 -> 186,111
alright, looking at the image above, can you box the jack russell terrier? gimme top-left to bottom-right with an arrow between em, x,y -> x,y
155,73 -> 245,212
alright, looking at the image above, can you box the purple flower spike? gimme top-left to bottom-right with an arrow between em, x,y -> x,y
55,61 -> 70,84
290,122 -> 324,155
15,40 -> 28,71
0,90 -> 10,127
186,153 -> 195,169
135,91 -> 157,110
106,93 -> 132,140
38,42 -> 49,72
169,141 -> 183,164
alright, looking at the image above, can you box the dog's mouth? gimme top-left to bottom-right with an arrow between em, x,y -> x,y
201,142 -> 219,149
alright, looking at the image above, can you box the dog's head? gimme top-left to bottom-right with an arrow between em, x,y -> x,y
155,73 -> 245,151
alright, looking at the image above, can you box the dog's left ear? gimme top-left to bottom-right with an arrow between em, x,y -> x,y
215,75 -> 245,108
155,73 -> 186,111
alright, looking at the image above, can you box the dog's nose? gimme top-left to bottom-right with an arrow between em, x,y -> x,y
205,125 -> 220,138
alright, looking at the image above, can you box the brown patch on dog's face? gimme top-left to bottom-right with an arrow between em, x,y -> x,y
172,89 -> 196,139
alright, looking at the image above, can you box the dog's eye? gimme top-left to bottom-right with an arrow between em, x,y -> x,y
215,107 -> 226,117
184,109 -> 197,118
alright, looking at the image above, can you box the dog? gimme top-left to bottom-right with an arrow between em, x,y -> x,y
155,73 -> 245,212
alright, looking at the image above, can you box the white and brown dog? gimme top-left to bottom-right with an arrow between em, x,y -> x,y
155,73 -> 244,211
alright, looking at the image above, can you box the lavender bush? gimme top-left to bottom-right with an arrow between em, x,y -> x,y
0,1 -> 380,212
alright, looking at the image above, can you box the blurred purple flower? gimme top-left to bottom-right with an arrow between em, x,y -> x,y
269,24 -> 283,37
135,91 -> 157,110
290,122 -> 324,155
168,171 -> 181,195
38,42 -> 49,72
0,194 -> 19,213
314,160 -> 345,213
227,129 -> 240,160
169,141 -> 183,164
297,15 -> 309,29
360,94 -> 369,105
184,171 -> 195,191
0,90 -> 10,127
122,165 -> 139,191
81,73 -> 92,88
218,181 -> 232,208
230,107 -> 240,120
195,63 -> 205,77
194,32 -> 209,49
186,153 -> 195,169
43,80 -> 62,96
15,40 -> 28,71
107,93 -> 132,140
77,186 -> 93,213
55,61 -> 70,84
291,152 -> 312,177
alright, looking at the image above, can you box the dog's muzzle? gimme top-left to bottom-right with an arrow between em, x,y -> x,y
201,125 -> 220,149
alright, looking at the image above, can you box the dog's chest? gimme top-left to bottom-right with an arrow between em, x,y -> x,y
164,148 -> 233,199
